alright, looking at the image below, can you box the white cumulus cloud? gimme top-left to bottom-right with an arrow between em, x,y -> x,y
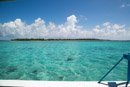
0,15 -> 130,40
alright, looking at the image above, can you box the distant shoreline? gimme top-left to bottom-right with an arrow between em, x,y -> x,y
11,38 -> 107,41
9,38 -> 130,41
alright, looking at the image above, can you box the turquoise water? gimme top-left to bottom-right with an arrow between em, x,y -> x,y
0,41 -> 130,81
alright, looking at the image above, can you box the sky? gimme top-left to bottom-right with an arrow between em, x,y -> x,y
0,0 -> 130,40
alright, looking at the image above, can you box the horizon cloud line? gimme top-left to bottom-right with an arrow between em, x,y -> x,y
0,15 -> 130,40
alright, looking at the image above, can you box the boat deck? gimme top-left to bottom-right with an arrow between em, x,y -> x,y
0,80 -> 129,87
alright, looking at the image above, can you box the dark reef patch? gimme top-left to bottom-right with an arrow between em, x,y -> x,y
6,66 -> 17,72
66,57 -> 74,61
58,76 -> 64,80
32,69 -> 39,74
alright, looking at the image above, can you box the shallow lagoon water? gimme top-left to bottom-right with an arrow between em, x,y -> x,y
0,41 -> 130,81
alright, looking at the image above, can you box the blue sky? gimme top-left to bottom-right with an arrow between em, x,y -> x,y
0,0 -> 130,40
0,0 -> 130,27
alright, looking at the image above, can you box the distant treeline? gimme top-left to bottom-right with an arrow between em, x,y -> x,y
11,38 -> 106,41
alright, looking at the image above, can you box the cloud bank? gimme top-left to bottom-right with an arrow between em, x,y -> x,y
0,15 -> 130,40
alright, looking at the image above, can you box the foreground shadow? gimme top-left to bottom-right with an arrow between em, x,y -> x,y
99,82 -> 129,87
